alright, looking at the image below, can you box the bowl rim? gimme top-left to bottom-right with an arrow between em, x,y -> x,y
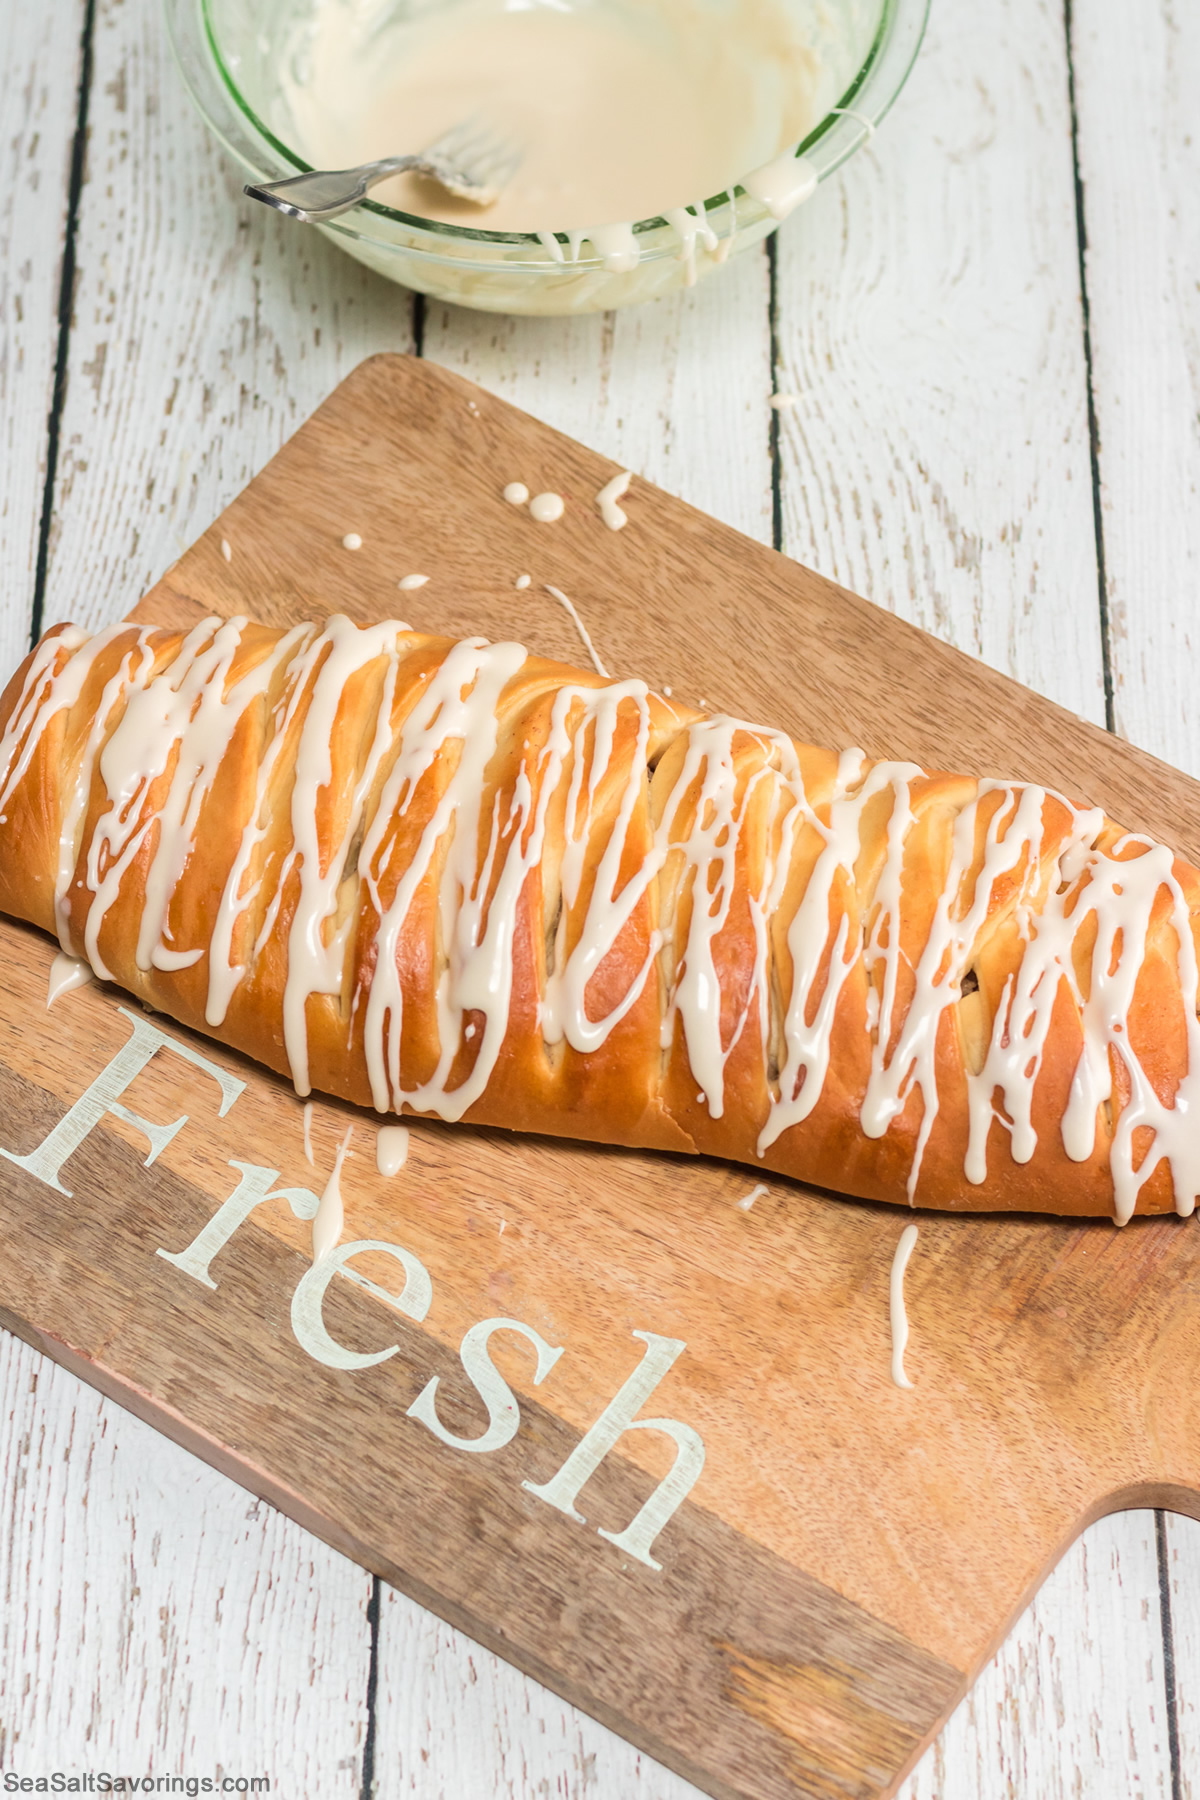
168,0 -> 931,265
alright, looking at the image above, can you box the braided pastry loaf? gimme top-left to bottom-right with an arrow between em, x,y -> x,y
2,614 -> 1198,1222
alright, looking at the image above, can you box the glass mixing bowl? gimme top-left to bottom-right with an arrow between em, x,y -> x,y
164,0 -> 930,316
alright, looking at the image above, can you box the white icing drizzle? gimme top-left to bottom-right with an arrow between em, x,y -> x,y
529,493 -> 565,524
829,105 -> 877,142
220,538 -> 232,563
82,618 -> 309,984
398,574 -> 429,591
737,1183 -> 767,1211
741,151 -> 818,221
663,202 -> 719,285
303,1100 -> 315,1166
10,616 -> 1200,1222
47,952 -> 94,1009
889,1223 -> 919,1389
595,471 -> 633,532
714,187 -> 737,263
543,587 -> 610,678
376,1124 -> 409,1177
584,222 -> 639,274
312,1125 -> 352,1262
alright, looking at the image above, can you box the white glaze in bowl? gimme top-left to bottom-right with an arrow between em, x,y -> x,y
164,0 -> 930,315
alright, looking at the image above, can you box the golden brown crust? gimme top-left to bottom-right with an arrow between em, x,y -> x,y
2,615 -> 1197,1219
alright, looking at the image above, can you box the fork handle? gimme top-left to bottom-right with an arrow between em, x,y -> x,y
244,159 -> 412,224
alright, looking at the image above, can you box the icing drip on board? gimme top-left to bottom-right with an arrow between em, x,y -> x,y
543,587 -> 610,678
46,952 -> 93,1008
889,1224 -> 919,1389
8,615 -> 1200,1222
312,1126 -> 353,1262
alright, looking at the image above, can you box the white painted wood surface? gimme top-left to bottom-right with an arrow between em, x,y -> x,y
421,245 -> 774,547
0,0 -> 1196,1792
0,1331 -> 372,1792
43,0 -> 416,637
1166,1514 -> 1200,1792
772,0 -> 1106,725
1071,0 -> 1200,776
0,1 -> 84,670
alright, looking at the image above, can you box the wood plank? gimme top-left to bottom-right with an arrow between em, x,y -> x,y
383,254 -> 775,1795
4,354 -> 1200,1800
41,0 -> 417,641
900,1514 -> 1173,1799
1071,0 -> 1200,775
0,0 -> 407,1778
771,1 -> 1174,1789
0,1328 -> 372,1789
0,0 -> 86,670
1070,4 -> 1200,1780
373,1582 -> 705,1799
420,241 -> 774,545
1164,1513 -> 1200,1790
772,0 -> 1105,723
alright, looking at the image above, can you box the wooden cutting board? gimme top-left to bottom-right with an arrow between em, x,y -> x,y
1,354 -> 1197,1800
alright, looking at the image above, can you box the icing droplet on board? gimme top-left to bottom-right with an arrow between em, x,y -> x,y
376,1124 -> 409,1177
46,952 -> 93,1009
596,471 -> 633,531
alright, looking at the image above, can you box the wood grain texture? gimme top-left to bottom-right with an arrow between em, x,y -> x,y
0,1328 -> 372,1791
4,353 -> 1200,1800
373,1583 -> 706,1800
41,0 -> 416,641
900,1513 -> 1174,1799
372,1514 -> 1174,1800
0,0 -> 84,670
1072,0 -> 1200,774
773,0 -> 1105,723
421,242 -> 774,546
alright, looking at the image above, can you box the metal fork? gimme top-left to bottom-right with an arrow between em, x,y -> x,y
244,118 -> 521,222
